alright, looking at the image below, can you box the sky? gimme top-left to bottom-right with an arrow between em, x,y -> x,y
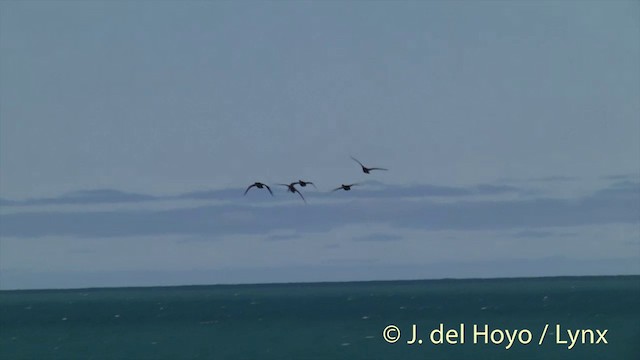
0,0 -> 638,290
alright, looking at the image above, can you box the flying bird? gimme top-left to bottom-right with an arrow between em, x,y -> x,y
332,183 -> 360,192
350,156 -> 388,174
244,182 -> 273,196
297,180 -> 317,189
278,182 -> 307,203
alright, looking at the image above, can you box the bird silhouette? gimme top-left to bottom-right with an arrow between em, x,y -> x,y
332,183 -> 360,192
351,156 -> 388,174
244,182 -> 273,196
297,180 -> 317,189
277,182 -> 306,203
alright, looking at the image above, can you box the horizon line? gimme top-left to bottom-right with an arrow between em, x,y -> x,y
2,273 -> 638,293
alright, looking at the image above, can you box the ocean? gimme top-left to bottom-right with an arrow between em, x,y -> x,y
1,276 -> 638,359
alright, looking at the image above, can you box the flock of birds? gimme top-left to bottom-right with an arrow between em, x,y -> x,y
243,156 -> 388,203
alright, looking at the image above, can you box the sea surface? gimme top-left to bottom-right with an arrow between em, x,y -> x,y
1,276 -> 638,359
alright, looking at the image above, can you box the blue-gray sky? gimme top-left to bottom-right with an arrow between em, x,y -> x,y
1,1 -> 638,289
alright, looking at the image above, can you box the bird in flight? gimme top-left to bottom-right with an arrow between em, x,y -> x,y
297,180 -> 317,189
244,182 -> 273,196
332,183 -> 360,192
350,156 -> 388,174
278,182 -> 307,203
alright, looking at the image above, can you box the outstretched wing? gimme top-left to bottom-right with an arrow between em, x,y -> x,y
264,184 -> 273,195
369,167 -> 388,171
348,183 -> 361,187
244,184 -> 256,195
350,156 -> 365,168
294,189 -> 307,203
331,186 -> 343,192
307,181 -> 317,189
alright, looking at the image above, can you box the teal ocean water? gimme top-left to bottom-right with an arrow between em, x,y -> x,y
1,276 -> 638,359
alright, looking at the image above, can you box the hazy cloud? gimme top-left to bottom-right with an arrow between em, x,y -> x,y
1,189 -> 158,206
353,234 -> 404,242
497,176 -> 579,183
1,181 -> 636,239
265,234 -> 300,242
601,174 -> 639,181
511,230 -> 576,239
532,176 -> 579,183
0,182 -> 523,207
